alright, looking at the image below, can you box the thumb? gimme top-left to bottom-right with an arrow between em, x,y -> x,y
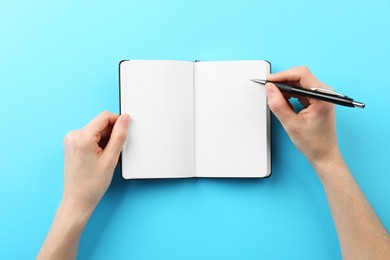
265,83 -> 296,126
103,114 -> 130,165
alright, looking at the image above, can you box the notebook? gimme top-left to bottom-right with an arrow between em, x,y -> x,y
119,60 -> 271,179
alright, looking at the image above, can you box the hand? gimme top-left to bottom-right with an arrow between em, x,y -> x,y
62,111 -> 130,214
266,67 -> 390,259
37,111 -> 130,260
265,66 -> 339,166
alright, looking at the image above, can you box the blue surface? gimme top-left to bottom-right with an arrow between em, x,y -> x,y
1,0 -> 389,259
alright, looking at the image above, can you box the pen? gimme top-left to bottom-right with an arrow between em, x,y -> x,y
250,79 -> 365,109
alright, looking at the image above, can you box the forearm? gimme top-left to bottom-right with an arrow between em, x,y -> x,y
37,201 -> 93,260
311,152 -> 390,259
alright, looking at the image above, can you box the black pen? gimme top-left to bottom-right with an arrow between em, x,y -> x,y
250,79 -> 365,109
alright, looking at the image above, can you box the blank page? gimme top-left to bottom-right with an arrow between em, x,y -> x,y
120,60 -> 195,179
194,60 -> 270,177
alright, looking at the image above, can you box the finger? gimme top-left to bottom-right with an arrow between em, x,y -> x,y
267,69 -> 301,82
265,83 -> 297,126
267,66 -> 320,90
102,114 -> 130,165
84,111 -> 119,134
286,99 -> 294,110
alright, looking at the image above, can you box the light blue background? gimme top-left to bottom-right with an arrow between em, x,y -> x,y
1,0 -> 389,259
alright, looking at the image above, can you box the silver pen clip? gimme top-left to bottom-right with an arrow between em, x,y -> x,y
310,88 -> 353,100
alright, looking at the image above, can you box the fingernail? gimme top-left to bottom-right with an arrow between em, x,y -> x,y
121,114 -> 130,126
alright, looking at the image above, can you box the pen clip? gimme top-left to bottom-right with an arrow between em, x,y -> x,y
310,88 -> 353,100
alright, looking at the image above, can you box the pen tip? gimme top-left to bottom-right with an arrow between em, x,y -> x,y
250,79 -> 267,85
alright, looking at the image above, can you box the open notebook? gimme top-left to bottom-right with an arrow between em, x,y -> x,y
119,60 -> 271,179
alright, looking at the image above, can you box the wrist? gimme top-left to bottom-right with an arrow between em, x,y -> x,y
57,199 -> 94,230
309,148 -> 346,181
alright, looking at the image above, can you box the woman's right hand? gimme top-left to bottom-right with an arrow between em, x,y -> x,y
265,66 -> 340,169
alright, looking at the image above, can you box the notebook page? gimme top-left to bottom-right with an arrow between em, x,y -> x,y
120,60 -> 195,179
194,60 -> 270,177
